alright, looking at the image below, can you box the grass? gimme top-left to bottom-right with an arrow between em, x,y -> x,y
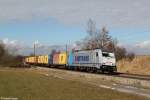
117,56 -> 150,75
0,68 -> 149,100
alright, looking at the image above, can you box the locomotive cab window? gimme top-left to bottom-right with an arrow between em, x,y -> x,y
102,52 -> 115,58
102,53 -> 109,57
96,52 -> 98,57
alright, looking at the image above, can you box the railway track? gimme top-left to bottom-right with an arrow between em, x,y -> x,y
116,73 -> 150,81
34,65 -> 150,81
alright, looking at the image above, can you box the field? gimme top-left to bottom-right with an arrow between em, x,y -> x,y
117,56 -> 150,75
0,67 -> 149,100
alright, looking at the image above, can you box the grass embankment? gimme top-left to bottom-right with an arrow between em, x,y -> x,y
0,68 -> 149,100
117,56 -> 150,75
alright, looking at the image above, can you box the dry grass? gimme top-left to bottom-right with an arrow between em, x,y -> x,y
0,67 -> 149,100
117,56 -> 150,75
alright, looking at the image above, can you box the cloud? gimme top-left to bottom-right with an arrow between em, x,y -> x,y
122,41 -> 150,55
0,0 -> 150,28
135,41 -> 150,49
2,38 -> 26,55
2,38 -> 45,55
2,38 -> 20,48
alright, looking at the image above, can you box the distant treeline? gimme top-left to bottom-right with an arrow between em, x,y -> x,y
0,42 -> 23,67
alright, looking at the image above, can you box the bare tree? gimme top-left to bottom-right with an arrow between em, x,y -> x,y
95,27 -> 112,50
115,47 -> 127,61
83,19 -> 112,51
105,38 -> 118,52
87,18 -> 96,37
78,19 -> 132,61
0,42 -> 6,57
0,41 -> 23,67
84,19 -> 97,50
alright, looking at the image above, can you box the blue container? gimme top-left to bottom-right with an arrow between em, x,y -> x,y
68,51 -> 74,65
68,51 -> 75,69
48,54 -> 53,65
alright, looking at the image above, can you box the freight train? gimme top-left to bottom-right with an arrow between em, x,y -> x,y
25,49 -> 117,73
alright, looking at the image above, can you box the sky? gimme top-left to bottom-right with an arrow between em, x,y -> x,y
0,0 -> 150,55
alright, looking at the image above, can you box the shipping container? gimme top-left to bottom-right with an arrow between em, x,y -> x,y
59,52 -> 67,65
49,54 -> 53,65
53,53 -> 59,64
39,56 -> 45,64
43,55 -> 49,64
25,57 -> 28,63
67,51 -> 75,69
28,57 -> 32,63
28,57 -> 31,63
68,51 -> 74,65
28,56 -> 37,64
38,56 -> 42,64
37,55 -> 52,65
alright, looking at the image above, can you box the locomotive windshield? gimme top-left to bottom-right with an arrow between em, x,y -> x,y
102,52 -> 114,58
